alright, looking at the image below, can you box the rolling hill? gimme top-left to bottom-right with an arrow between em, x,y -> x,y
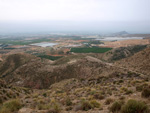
116,47 -> 150,76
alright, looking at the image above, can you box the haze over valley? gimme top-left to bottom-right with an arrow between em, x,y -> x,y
0,0 -> 150,113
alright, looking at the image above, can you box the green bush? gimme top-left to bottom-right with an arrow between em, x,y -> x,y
38,55 -> 63,61
136,85 -> 143,92
90,100 -> 101,108
141,88 -> 150,98
70,47 -> 112,53
121,87 -> 128,92
94,93 -> 105,100
81,100 -> 93,111
105,98 -> 114,105
110,101 -> 123,113
76,99 -> 101,111
65,97 -> 72,106
42,93 -> 47,97
136,84 -> 148,92
121,99 -> 149,113
48,99 -> 61,113
37,103 -> 50,110
0,99 -> 22,113
0,96 -> 3,104
125,90 -> 133,95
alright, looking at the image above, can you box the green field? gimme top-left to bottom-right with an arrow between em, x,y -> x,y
0,38 -> 51,45
70,47 -> 112,53
38,55 -> 63,61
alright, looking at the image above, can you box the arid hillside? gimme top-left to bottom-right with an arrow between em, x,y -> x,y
0,53 -> 36,78
1,45 -> 149,89
0,47 -> 150,113
116,47 -> 150,76
0,79 -> 32,104
2,54 -> 129,89
100,45 -> 147,62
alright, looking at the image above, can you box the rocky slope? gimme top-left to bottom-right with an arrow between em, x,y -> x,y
99,45 -> 147,62
0,45 -> 149,90
0,53 -> 36,78
0,48 -> 150,113
3,54 -> 128,89
116,47 -> 150,76
0,79 -> 32,104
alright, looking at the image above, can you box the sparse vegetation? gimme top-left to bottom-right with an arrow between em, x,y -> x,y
110,101 -> 123,113
80,100 -> 93,111
121,99 -> 149,113
94,93 -> 105,100
37,103 -> 51,110
105,98 -> 114,105
136,85 -> 144,92
141,88 -> 150,98
0,99 -> 22,113
65,97 -> 72,106
0,40 -> 150,113
90,100 -> 101,108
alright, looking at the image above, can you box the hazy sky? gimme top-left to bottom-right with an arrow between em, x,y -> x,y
0,0 -> 150,33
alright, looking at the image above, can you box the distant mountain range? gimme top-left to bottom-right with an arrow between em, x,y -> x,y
113,31 -> 129,35
103,31 -> 129,37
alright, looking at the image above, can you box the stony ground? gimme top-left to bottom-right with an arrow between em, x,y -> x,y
1,72 -> 149,113
1,47 -> 150,113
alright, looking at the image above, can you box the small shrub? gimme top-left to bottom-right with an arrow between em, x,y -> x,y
2,90 -> 6,93
48,104 -> 61,113
125,90 -> 133,95
0,96 -> 3,104
0,99 -> 22,113
144,78 -> 149,82
65,97 -> 72,106
37,104 -> 50,110
56,90 -> 64,94
127,84 -> 131,87
136,83 -> 148,92
121,99 -> 149,113
141,88 -> 150,98
16,92 -> 20,96
48,99 -> 61,113
136,85 -> 143,92
76,99 -> 100,111
110,101 -> 123,113
81,100 -> 93,111
119,80 -> 124,83
113,81 -> 117,84
94,93 -> 105,100
90,90 -> 96,95
66,106 -> 72,111
6,93 -> 12,98
33,93 -> 39,98
119,96 -> 125,100
107,90 -> 112,95
47,107 -> 61,113
43,93 -> 47,97
121,87 -> 128,92
105,98 -> 114,105
90,100 -> 101,108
